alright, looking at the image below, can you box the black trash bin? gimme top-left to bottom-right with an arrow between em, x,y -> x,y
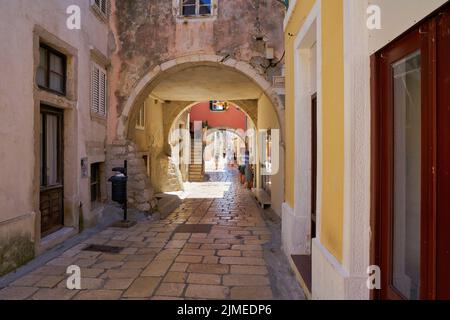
109,172 -> 127,204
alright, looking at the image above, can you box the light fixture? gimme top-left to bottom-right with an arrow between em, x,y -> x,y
210,100 -> 230,112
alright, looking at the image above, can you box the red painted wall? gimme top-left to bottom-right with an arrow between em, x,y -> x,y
189,102 -> 247,130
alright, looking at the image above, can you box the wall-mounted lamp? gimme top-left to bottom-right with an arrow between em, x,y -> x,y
265,47 -> 275,60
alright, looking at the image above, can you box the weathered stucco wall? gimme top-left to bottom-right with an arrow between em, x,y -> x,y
0,0 -> 109,274
109,0 -> 285,135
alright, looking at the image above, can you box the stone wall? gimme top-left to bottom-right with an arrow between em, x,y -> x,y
110,0 -> 285,116
106,140 -> 158,212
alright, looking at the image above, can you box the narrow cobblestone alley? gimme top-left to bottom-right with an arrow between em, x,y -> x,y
0,169 -> 304,300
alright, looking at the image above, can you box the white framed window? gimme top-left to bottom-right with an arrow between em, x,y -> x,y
91,62 -> 107,117
91,0 -> 110,21
135,104 -> 145,130
181,0 -> 213,17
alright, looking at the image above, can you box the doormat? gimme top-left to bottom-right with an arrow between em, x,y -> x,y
82,244 -> 123,254
173,224 -> 213,234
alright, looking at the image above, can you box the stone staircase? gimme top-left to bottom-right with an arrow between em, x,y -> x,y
189,139 -> 204,182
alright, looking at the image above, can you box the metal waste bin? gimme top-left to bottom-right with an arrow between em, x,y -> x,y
108,161 -> 129,222
108,172 -> 127,204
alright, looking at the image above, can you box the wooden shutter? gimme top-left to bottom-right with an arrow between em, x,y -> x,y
91,62 -> 107,116
92,0 -> 110,19
91,64 -> 100,114
99,69 -> 107,116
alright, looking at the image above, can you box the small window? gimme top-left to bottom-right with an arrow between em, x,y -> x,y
91,0 -> 109,19
143,155 -> 149,176
136,104 -> 145,130
90,163 -> 101,205
91,63 -> 107,117
210,100 -> 229,112
181,0 -> 212,17
37,44 -> 66,95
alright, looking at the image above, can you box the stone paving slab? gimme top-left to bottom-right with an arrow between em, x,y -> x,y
0,169 -> 305,300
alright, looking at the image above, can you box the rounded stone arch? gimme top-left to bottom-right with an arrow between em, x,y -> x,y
117,54 -> 285,143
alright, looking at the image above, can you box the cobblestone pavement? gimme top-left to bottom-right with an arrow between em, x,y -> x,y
0,168 -> 305,300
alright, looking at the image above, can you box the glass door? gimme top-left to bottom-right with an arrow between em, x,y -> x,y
436,7 -> 450,300
377,20 -> 434,300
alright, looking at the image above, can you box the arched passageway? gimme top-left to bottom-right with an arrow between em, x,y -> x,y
108,55 -> 285,216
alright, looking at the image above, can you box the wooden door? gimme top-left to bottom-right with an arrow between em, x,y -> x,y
40,106 -> 64,236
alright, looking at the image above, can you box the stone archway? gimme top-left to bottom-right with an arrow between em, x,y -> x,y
108,54 -> 285,214
115,54 -> 285,143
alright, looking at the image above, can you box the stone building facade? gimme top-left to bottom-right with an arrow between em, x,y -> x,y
0,0 -> 286,276
0,0 -> 110,275
107,0 -> 287,215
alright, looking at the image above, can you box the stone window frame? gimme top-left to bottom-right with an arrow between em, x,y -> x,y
32,25 -> 79,245
33,26 -> 78,105
173,0 -> 218,21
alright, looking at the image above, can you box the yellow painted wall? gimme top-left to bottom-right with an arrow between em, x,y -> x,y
134,122 -> 147,152
284,0 -> 316,207
285,0 -> 344,262
320,0 -> 344,262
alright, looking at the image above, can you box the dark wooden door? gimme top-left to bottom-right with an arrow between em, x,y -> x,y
40,106 -> 64,236
436,8 -> 450,300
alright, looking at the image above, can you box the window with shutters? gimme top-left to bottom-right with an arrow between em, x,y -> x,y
91,0 -> 110,21
91,63 -> 107,117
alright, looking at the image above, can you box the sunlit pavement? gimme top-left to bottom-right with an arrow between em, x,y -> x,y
0,169 -> 304,300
